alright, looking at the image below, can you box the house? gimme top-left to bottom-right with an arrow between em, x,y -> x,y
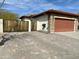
20,9 -> 79,33
0,9 -> 79,33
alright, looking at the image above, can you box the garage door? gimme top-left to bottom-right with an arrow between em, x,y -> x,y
55,18 -> 74,32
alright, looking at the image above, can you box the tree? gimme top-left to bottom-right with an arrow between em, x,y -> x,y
0,9 -> 18,20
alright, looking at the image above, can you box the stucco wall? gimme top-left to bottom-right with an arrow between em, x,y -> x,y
36,15 -> 48,31
0,19 -> 3,33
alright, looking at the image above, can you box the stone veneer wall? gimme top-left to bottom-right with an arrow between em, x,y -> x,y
48,14 -> 55,33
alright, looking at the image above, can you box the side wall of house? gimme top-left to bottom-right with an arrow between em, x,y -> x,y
35,14 -> 48,31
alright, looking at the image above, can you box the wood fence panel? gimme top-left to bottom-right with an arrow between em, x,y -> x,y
3,20 -> 28,32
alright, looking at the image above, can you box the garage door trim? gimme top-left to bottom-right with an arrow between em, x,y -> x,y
54,18 -> 75,32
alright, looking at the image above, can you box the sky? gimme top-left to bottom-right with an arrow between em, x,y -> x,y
0,0 -> 79,16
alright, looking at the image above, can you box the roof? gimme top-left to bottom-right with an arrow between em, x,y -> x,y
20,9 -> 79,19
32,9 -> 79,18
20,16 -> 30,19
20,14 -> 37,19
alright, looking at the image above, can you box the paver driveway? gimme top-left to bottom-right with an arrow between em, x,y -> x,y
0,32 -> 79,59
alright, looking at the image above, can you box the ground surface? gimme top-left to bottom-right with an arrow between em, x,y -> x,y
56,31 -> 79,39
0,32 -> 79,59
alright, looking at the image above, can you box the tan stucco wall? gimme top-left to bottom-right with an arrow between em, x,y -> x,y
35,15 -> 48,31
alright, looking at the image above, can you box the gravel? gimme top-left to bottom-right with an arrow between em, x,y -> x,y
0,32 -> 79,59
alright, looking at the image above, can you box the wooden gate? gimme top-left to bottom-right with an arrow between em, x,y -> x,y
3,20 -> 29,32
31,20 -> 37,31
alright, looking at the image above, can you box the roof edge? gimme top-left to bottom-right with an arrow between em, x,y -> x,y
20,9 -> 79,19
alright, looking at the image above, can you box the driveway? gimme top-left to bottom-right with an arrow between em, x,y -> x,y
55,31 -> 79,39
0,32 -> 79,59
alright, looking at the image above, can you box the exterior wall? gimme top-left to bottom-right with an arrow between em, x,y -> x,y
0,19 -> 3,33
36,15 -> 48,31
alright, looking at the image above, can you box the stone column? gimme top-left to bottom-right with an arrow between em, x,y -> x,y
74,19 -> 78,32
28,20 -> 31,32
48,14 -> 55,33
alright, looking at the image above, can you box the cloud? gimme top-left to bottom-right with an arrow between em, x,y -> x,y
0,0 -> 5,2
1,0 -> 79,16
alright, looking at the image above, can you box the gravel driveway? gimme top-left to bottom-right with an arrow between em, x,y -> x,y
55,31 -> 79,39
0,32 -> 79,59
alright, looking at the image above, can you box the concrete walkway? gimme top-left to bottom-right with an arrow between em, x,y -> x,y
55,31 -> 79,39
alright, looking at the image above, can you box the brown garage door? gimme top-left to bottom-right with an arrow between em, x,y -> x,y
55,18 -> 74,32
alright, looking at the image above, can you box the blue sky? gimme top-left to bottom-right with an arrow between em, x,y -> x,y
0,0 -> 79,16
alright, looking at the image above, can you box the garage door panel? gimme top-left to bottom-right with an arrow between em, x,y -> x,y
55,18 -> 74,32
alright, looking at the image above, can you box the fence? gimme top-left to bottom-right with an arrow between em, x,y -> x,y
3,20 -> 29,32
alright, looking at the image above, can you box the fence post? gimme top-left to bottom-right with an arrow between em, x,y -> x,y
29,20 -> 31,32
0,19 -> 3,33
